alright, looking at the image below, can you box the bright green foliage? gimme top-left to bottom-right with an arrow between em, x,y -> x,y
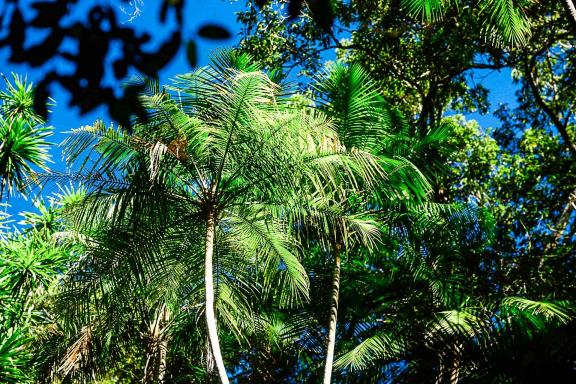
0,202 -> 76,383
443,115 -> 576,295
2,0 -> 576,376
0,75 -> 52,200
330,198 -> 574,382
0,74 -> 41,124
236,0 -> 529,127
0,75 -> 59,382
0,118 -> 52,199
235,3 -> 576,380
402,0 -> 532,45
34,52 -> 388,382
0,331 -> 30,383
237,4 -> 576,376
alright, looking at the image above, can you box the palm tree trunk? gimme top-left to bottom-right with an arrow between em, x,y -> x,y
449,343 -> 462,384
323,250 -> 341,384
204,210 -> 230,384
449,357 -> 459,384
157,305 -> 169,384
564,0 -> 576,25
157,337 -> 168,383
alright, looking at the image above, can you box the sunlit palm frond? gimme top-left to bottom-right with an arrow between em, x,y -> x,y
335,333 -> 405,371
401,0 -> 531,45
314,62 -> 385,153
0,73 -> 53,124
500,297 -> 574,325
480,0 -> 531,46
0,117 -> 52,199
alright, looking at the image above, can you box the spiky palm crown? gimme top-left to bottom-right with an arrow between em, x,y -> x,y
0,75 -> 52,200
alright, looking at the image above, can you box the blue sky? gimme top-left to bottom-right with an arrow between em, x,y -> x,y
1,0 -> 518,219
2,0 -> 245,217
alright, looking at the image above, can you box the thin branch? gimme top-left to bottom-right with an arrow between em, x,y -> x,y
524,53 -> 576,158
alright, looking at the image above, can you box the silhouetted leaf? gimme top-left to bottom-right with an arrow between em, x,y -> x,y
288,0 -> 304,18
25,31 -> 65,67
30,1 -> 67,28
198,24 -> 231,40
186,40 -> 197,67
7,9 -> 25,62
113,60 -> 128,79
160,0 -> 169,22
33,81 -> 50,120
307,0 -> 334,33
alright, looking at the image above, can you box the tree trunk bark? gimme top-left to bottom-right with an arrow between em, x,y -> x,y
157,338 -> 168,383
205,211 -> 230,384
157,305 -> 169,384
323,250 -> 341,384
449,344 -> 461,384
564,0 -> 576,25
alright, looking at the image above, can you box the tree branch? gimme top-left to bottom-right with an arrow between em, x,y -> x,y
524,53 -> 576,159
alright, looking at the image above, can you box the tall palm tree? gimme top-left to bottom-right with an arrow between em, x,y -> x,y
52,52 -> 383,383
312,62 -> 432,383
0,75 -> 55,381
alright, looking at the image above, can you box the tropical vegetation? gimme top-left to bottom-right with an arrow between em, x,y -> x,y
1,0 -> 576,382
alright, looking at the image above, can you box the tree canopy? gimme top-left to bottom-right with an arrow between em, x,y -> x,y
1,0 -> 576,382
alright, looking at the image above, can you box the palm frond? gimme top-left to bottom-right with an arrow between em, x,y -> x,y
334,333 -> 405,371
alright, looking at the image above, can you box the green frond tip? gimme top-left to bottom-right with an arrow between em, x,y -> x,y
480,0 -> 531,47
0,73 -> 54,124
0,117 -> 53,199
334,333 -> 405,371
401,0 -> 531,46
501,297 -> 574,324
402,0 -> 448,23
0,330 -> 32,383
314,62 -> 387,153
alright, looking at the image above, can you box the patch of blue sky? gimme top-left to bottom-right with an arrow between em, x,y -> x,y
3,1 -> 522,228
1,0 -> 244,218
464,66 -> 518,129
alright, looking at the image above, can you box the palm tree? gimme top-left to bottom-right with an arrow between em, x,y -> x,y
312,62 -> 432,383
0,74 -> 56,382
332,199 -> 576,383
0,74 -> 52,200
51,52 -> 383,383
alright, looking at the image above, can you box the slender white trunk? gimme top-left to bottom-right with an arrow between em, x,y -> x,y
323,251 -> 341,384
205,211 -> 230,384
564,0 -> 576,24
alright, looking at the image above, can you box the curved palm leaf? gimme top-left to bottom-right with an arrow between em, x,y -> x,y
402,0 -> 531,46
